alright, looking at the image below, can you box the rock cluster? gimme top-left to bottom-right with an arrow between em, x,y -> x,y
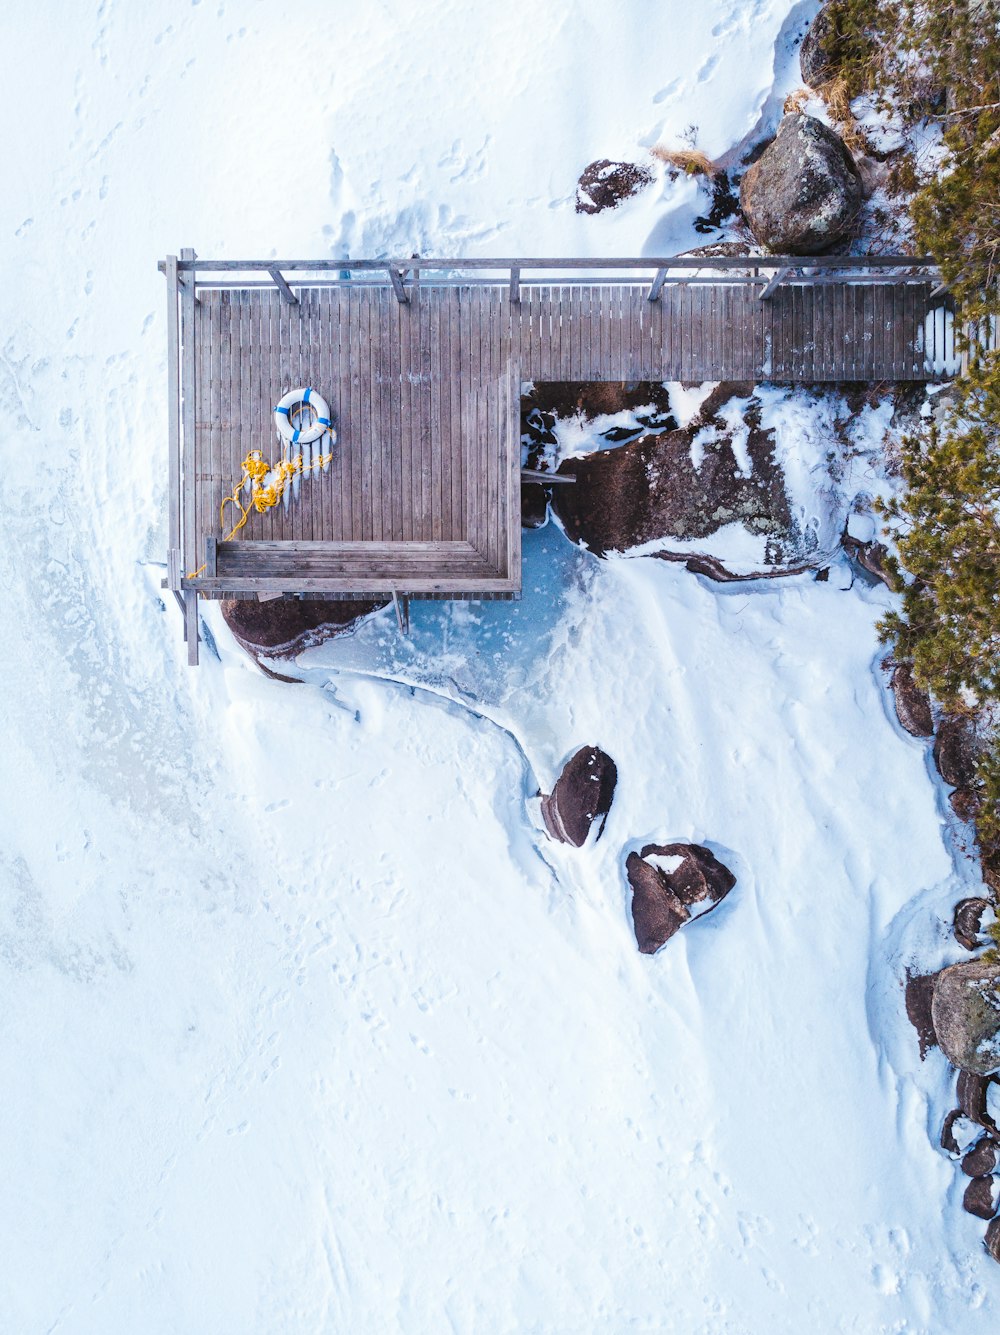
627,843 -> 736,954
739,114 -> 863,254
550,384 -> 804,576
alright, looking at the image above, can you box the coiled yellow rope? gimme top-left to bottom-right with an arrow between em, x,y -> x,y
187,445 -> 335,579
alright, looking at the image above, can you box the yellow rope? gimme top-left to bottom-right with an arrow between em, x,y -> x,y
186,444 -> 335,579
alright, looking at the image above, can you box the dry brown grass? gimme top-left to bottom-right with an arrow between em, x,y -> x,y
783,88 -> 810,115
817,75 -> 869,155
650,146 -> 715,176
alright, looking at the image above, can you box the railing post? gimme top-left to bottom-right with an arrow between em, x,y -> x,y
759,267 -> 791,301
388,265 -> 410,304
509,266 -> 521,304
267,265 -> 299,305
647,267 -> 668,302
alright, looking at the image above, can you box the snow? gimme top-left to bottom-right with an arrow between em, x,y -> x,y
2,1 -> 999,1332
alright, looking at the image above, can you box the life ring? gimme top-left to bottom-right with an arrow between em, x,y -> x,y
273,386 -> 334,446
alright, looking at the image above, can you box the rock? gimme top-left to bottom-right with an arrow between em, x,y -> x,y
221,597 -> 387,670
540,746 -> 618,847
576,159 -> 653,215
550,385 -> 804,574
934,716 -> 979,789
955,897 -> 991,952
799,2 -> 841,87
627,856 -> 691,952
942,1109 -> 982,1156
963,1176 -> 1000,1220
958,1070 -> 998,1128
890,663 -> 933,737
843,535 -> 894,587
987,1215 -> 1000,1263
627,842 -> 736,954
931,960 -> 1000,1075
739,114 -> 864,255
521,481 -> 548,529
904,971 -> 937,1058
963,1138 -> 1000,1178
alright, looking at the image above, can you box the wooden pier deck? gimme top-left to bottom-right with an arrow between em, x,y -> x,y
163,254 -> 956,663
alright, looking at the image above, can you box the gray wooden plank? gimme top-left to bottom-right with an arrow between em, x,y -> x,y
419,286 -> 434,540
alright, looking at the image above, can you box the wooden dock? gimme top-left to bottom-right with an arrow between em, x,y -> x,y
163,254 -> 953,663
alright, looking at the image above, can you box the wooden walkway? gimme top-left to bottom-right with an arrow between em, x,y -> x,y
163,254 -> 952,662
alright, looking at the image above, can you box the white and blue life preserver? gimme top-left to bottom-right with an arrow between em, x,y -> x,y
273,386 -> 335,446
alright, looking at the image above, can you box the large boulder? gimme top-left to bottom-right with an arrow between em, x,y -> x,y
550,385 -> 803,575
934,716 -> 979,789
739,114 -> 864,254
987,1215 -> 1000,1263
890,663 -> 933,738
540,746 -> 618,847
576,159 -> 653,215
931,960 -> 1000,1075
627,842 -> 736,954
799,3 -> 841,88
221,597 -> 387,675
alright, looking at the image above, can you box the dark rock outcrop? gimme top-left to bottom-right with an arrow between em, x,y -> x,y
221,597 -> 387,670
890,663 -> 933,737
576,160 -> 653,215
540,746 -> 618,847
521,482 -> 549,529
550,385 -> 803,574
963,1176 -> 999,1220
950,787 -> 981,823
739,114 -> 864,254
958,1070 -> 998,1129
986,1215 -> 1000,1262
932,960 -> 1000,1075
627,842 -> 736,954
799,3 -> 841,88
934,716 -> 979,789
964,1138 -> 1000,1179
905,971 -> 937,1058
955,897 -> 991,952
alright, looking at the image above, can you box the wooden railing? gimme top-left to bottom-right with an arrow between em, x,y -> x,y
160,253 -> 943,306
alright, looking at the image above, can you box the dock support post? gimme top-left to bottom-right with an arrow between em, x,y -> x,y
184,590 -> 200,666
392,589 -> 410,634
647,267 -> 668,302
509,266 -> 521,304
388,266 -> 410,304
268,266 -> 299,304
760,267 -> 791,301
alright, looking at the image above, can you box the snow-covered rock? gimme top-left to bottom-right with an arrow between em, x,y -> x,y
540,745 -> 617,847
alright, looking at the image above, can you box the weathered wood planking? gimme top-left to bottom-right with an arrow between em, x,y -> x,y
183,276 -> 942,603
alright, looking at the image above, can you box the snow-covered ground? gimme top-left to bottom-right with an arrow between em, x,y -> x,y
1,1 -> 997,1331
